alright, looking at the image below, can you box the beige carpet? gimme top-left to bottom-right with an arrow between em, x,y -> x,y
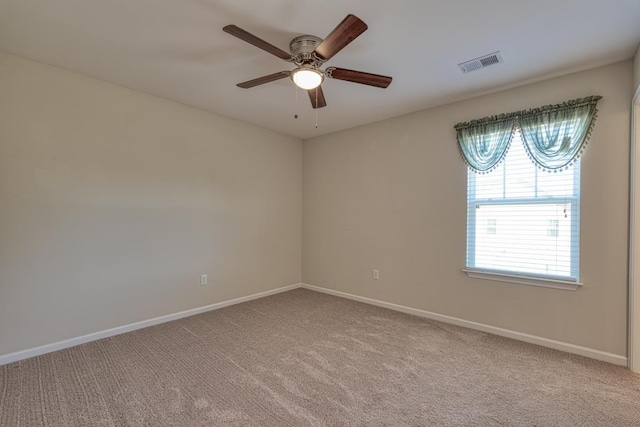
1,288 -> 640,426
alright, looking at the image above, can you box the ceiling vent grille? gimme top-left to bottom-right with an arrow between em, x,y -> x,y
458,51 -> 504,74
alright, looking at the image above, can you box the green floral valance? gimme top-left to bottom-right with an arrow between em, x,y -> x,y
455,96 -> 602,173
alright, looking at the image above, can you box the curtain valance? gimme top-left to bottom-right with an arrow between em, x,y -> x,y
455,96 -> 601,173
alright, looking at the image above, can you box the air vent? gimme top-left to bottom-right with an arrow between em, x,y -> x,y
458,51 -> 504,74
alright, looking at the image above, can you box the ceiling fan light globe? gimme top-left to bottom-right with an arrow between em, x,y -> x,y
291,68 -> 323,90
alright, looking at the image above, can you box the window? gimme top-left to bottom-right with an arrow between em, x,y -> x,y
466,133 -> 580,283
456,96 -> 600,289
547,219 -> 559,237
486,218 -> 497,234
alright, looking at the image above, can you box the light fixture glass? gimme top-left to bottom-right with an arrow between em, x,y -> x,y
291,68 -> 324,90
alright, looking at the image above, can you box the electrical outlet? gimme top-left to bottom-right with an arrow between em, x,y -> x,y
373,269 -> 379,280
200,274 -> 208,286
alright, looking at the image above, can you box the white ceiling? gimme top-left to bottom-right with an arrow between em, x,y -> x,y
1,0 -> 639,139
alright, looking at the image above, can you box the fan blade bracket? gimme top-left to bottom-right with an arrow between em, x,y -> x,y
325,67 -> 392,88
223,25 -> 293,61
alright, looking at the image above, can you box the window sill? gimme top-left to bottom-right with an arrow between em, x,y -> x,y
463,269 -> 582,291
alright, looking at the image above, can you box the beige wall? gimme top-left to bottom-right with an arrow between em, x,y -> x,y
303,61 -> 632,356
1,51 -> 633,360
631,44 -> 640,370
634,43 -> 640,92
0,53 -> 302,356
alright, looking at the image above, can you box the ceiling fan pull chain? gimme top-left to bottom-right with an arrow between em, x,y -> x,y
315,90 -> 319,128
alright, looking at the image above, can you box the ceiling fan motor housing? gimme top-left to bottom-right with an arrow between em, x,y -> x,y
289,35 -> 324,66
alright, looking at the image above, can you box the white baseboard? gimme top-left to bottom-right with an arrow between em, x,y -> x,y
0,283 -> 302,366
301,283 -> 627,366
3,282 -> 627,367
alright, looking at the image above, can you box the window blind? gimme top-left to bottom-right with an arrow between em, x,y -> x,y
466,132 -> 580,281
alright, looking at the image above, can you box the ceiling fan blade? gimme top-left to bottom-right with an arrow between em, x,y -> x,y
326,67 -> 392,88
223,25 -> 292,61
237,71 -> 291,89
308,86 -> 327,109
314,14 -> 367,61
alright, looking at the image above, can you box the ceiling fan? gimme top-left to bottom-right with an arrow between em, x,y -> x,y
223,14 -> 392,109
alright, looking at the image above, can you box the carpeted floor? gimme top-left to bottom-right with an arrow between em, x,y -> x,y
1,288 -> 640,426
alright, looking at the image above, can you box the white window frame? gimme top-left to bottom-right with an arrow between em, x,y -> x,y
463,134 -> 583,291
